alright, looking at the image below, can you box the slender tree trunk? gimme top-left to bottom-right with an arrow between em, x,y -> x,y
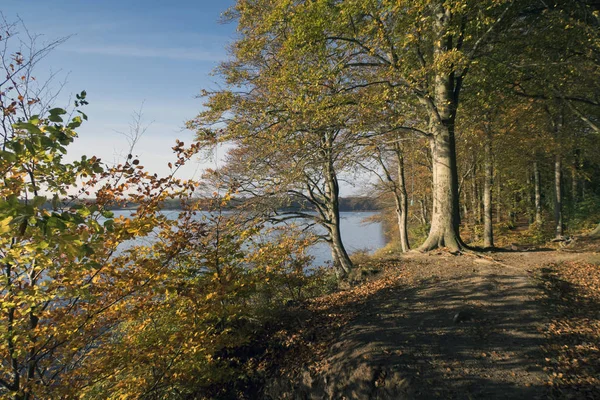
374,142 -> 410,252
554,155 -> 563,238
477,178 -> 483,225
394,143 -> 410,252
462,188 -> 469,224
323,134 -> 353,276
509,194 -> 517,225
533,160 -> 542,224
470,173 -> 480,243
329,219 -> 353,276
471,165 -> 478,225
571,163 -> 578,208
496,173 -> 502,223
419,198 -> 428,226
527,170 -> 534,224
483,131 -> 494,248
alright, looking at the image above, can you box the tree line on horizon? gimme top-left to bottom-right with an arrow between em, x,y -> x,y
91,196 -> 381,212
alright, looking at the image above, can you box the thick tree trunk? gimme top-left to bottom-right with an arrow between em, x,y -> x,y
589,223 -> 600,238
483,132 -> 494,248
533,161 -> 542,224
554,155 -> 563,238
418,3 -> 465,252
394,144 -> 410,252
419,125 -> 465,252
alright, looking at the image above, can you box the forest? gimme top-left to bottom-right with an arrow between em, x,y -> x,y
1,0 -> 600,399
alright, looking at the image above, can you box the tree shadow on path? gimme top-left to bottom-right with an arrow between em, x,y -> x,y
265,261 -> 550,400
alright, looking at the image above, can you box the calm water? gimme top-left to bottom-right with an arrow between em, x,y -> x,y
110,210 -> 385,267
302,212 -> 385,266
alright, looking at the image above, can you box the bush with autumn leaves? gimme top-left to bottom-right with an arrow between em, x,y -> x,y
0,72 -> 321,400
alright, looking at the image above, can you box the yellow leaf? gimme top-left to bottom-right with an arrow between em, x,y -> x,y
0,217 -> 13,234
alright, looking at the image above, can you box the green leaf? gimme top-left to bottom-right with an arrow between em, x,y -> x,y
48,114 -> 64,123
13,122 -> 42,135
101,210 -> 114,219
77,207 -> 91,218
49,108 -> 67,116
77,110 -> 89,121
47,216 -> 67,230
68,116 -> 82,129
48,108 -> 67,123
32,196 -> 47,208
0,150 -> 17,162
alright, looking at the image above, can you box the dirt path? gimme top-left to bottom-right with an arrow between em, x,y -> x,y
264,249 -> 598,400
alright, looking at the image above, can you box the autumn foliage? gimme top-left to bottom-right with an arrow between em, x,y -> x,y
0,26 -> 325,400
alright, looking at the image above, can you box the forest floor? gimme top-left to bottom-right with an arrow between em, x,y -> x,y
261,236 -> 600,400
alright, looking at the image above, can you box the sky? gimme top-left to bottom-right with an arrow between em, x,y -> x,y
1,0 -> 237,182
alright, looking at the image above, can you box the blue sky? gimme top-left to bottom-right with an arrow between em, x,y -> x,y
1,0 -> 237,180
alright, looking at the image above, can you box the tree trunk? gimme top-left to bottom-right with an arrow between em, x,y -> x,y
419,125 -> 465,252
323,133 -> 353,276
394,143 -> 410,252
419,198 -> 428,226
496,173 -> 502,223
477,178 -> 483,225
329,220 -> 353,276
462,188 -> 469,224
589,223 -> 600,238
527,170 -> 534,224
418,5 -> 465,252
571,162 -> 578,208
509,194 -> 517,225
471,167 -> 479,225
554,155 -> 563,238
533,160 -> 542,224
483,131 -> 494,248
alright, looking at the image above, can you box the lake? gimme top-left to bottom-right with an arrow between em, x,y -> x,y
300,212 -> 386,266
109,210 -> 386,267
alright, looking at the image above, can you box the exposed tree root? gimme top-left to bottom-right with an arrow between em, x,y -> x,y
588,223 -> 600,238
418,229 -> 469,254
460,250 -> 523,271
